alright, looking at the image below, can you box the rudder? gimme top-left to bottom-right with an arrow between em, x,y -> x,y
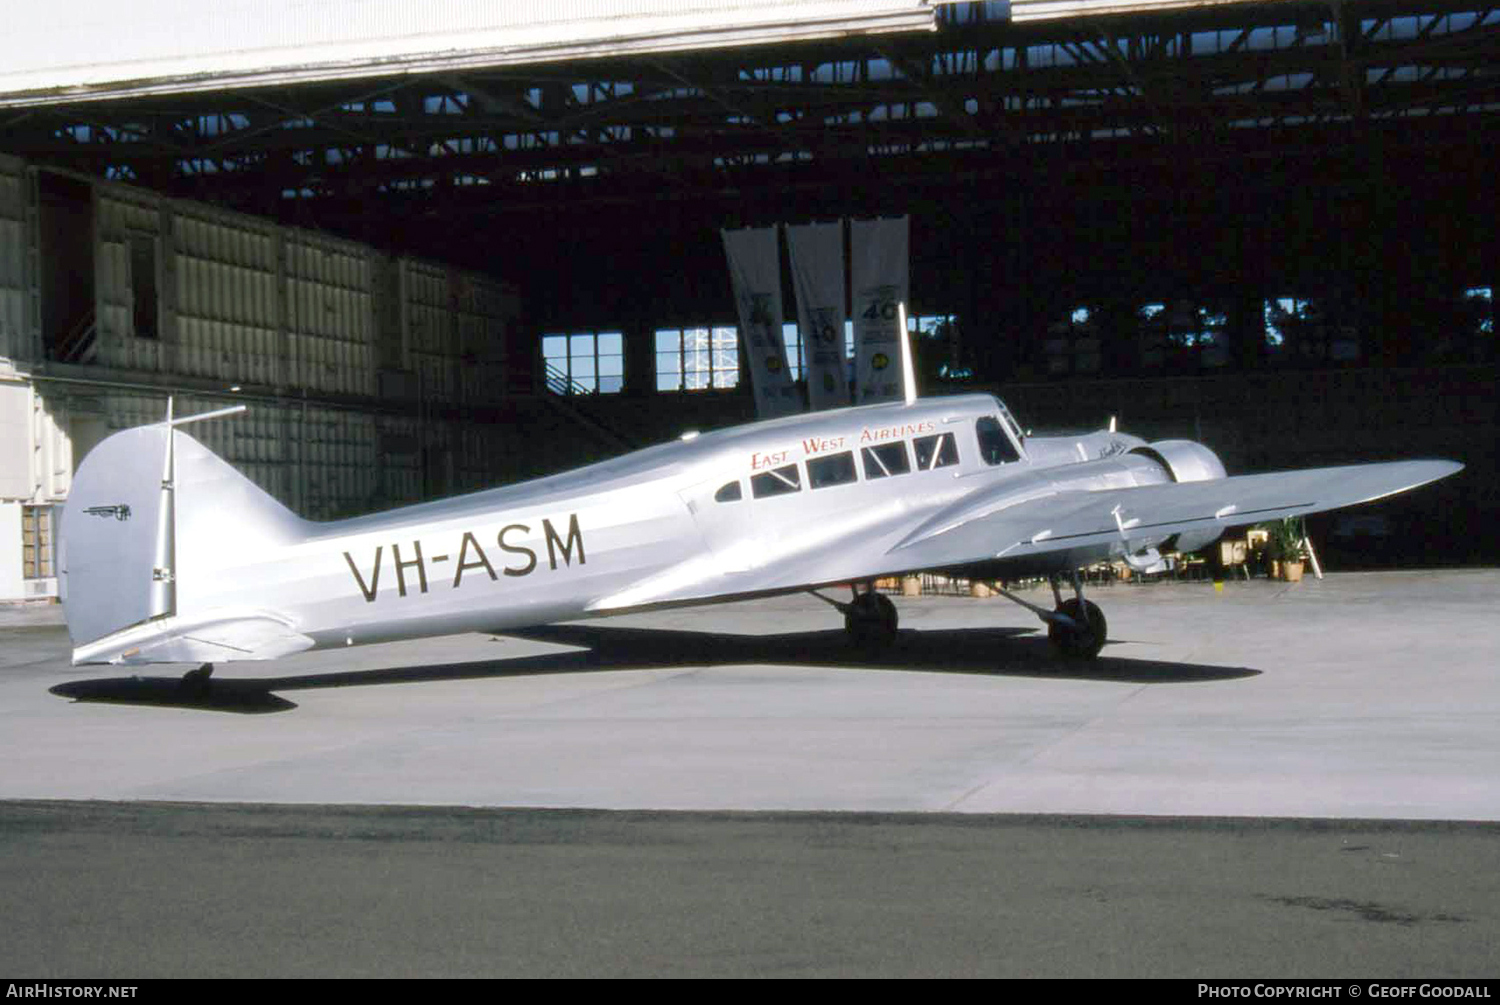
61,425 -> 172,647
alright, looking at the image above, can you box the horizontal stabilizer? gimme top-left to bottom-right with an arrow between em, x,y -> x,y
71,611 -> 316,666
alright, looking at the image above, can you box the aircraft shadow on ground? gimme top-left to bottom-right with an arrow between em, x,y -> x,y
49,624 -> 1259,714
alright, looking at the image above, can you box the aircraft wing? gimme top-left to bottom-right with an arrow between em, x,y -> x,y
886,459 -> 1462,570
587,459 -> 1458,612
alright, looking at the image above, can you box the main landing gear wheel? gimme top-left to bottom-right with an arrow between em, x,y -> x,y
845,591 -> 899,650
1047,598 -> 1107,659
178,662 -> 214,695
994,573 -> 1109,661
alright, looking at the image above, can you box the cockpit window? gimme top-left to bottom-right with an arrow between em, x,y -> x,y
750,463 -> 801,499
807,451 -> 857,489
913,432 -> 959,471
996,400 -> 1026,446
714,480 -> 743,503
861,442 -> 912,479
976,416 -> 1021,465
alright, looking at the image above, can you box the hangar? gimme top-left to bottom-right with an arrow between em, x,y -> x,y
0,0 -> 1495,600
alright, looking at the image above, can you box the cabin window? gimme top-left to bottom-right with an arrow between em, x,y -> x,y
913,432 -> 959,470
976,416 -> 1021,465
807,451 -> 858,489
714,480 -> 743,503
751,463 -> 801,498
861,442 -> 911,479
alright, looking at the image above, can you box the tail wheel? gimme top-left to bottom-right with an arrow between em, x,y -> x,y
1048,598 -> 1107,659
845,592 -> 899,649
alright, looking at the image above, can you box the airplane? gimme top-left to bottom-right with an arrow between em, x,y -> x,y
59,392 -> 1460,684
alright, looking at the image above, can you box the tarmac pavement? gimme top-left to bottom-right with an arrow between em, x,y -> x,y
4,570 -> 1498,977
3,570 -> 1498,818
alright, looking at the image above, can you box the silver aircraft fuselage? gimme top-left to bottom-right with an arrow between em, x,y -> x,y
210,394 -> 1118,650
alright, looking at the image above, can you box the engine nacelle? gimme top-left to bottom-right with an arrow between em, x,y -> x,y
1129,439 -> 1226,484
1130,440 -> 1228,553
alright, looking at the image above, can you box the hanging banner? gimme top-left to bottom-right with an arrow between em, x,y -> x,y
850,216 -> 909,404
786,221 -> 849,411
721,226 -> 799,418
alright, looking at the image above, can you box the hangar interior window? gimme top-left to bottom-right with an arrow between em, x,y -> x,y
1263,297 -> 1359,361
861,442 -> 911,479
1264,298 -> 1308,347
781,323 -> 803,381
781,319 -> 857,387
1465,287 -> 1494,336
807,452 -> 857,489
656,326 -> 739,391
543,331 -> 623,394
1136,302 -> 1229,368
908,313 -> 954,335
913,432 -> 959,471
1043,307 -> 1098,375
750,463 -> 801,499
910,313 -> 970,380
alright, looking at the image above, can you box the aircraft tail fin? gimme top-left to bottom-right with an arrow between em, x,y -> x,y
61,413 -> 312,664
61,424 -> 172,650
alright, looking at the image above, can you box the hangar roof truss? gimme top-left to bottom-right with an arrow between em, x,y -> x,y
2,0 -> 1495,252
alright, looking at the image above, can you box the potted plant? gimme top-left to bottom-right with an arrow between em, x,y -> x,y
1267,517 -> 1308,582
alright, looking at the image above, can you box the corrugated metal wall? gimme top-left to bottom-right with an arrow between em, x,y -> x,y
0,154 -> 38,364
173,205 -> 281,388
54,174 -> 520,407
94,187 -> 165,372
82,390 -> 408,519
286,233 -> 376,396
7,164 -> 526,521
10,169 -> 525,410
401,257 -> 516,407
403,259 -> 459,402
456,271 -> 513,406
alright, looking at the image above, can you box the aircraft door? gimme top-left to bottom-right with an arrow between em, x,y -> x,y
678,475 -> 760,573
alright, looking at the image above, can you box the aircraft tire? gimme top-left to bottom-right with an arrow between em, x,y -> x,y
178,662 -> 215,696
1048,599 -> 1107,659
845,592 -> 899,649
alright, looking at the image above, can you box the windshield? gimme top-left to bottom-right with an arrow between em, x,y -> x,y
992,397 -> 1027,456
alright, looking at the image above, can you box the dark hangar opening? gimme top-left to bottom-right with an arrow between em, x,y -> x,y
2,0 -> 1495,562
